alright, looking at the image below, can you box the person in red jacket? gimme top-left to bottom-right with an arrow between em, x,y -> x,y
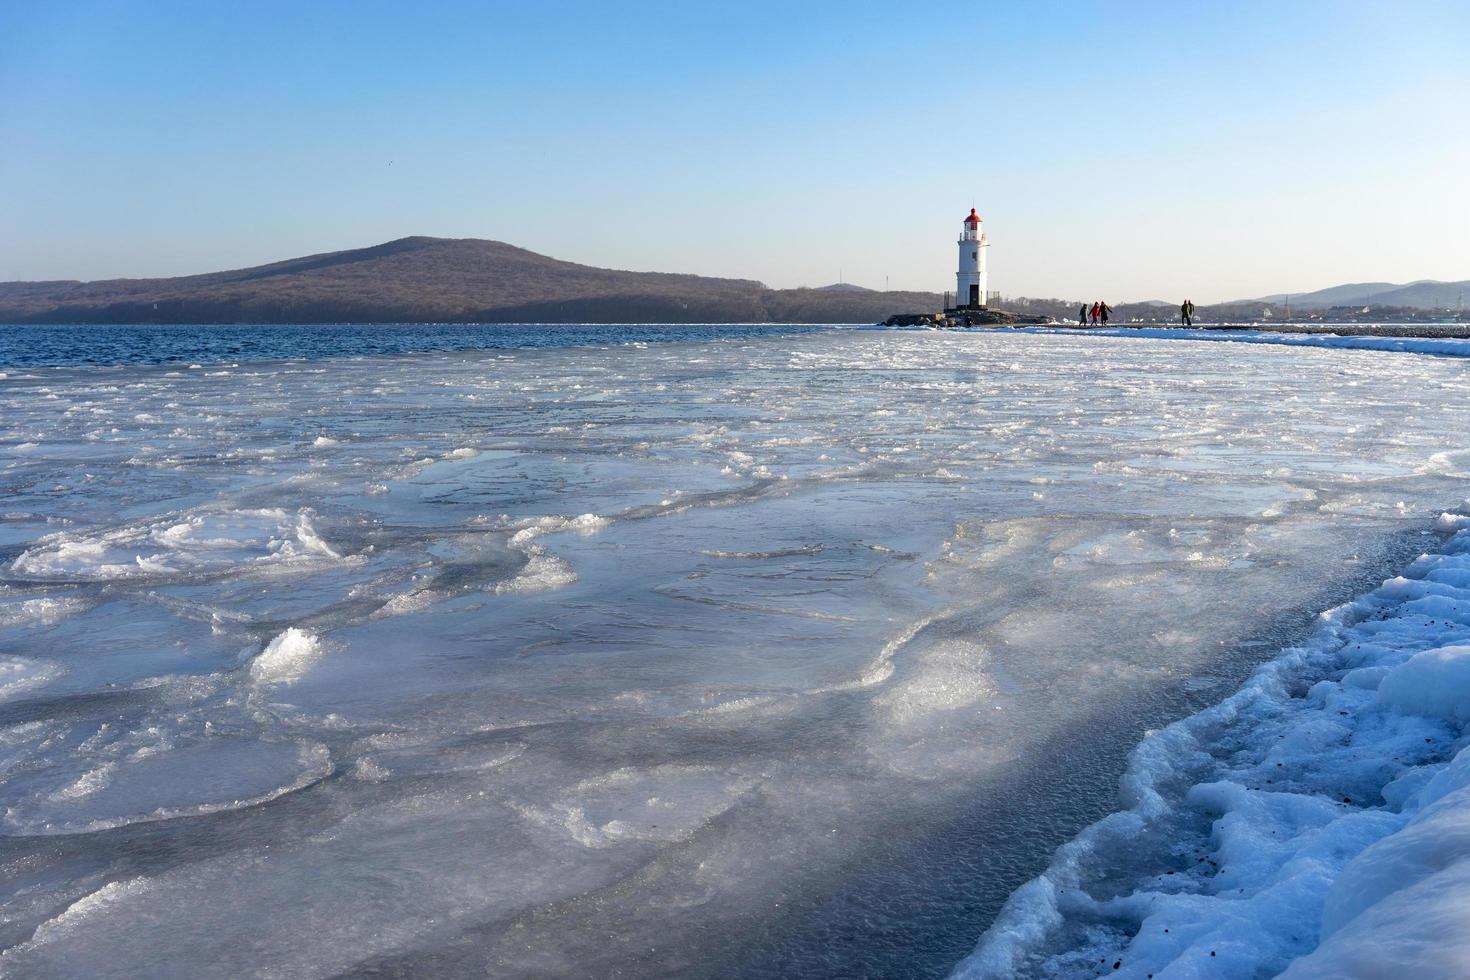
1089,301 -> 1101,325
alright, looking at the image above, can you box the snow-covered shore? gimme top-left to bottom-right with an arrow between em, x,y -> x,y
957,511 -> 1470,978
1015,326 -> 1470,360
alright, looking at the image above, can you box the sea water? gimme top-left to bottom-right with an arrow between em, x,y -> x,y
2,326 -> 1468,977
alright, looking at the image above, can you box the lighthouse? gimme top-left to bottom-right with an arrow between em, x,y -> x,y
955,208 -> 989,308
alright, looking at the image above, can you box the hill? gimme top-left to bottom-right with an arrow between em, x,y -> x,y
0,237 -> 943,325
1239,279 -> 1470,310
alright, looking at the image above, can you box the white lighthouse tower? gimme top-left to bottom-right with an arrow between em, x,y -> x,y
955,208 -> 989,308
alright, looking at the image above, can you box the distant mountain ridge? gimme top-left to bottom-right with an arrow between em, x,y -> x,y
1237,279 -> 1470,310
0,237 -> 940,325
6,238 -> 1459,323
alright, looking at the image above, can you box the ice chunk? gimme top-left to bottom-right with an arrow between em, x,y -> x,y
493,549 -> 576,594
1377,645 -> 1470,724
1435,511 -> 1470,531
1286,791 -> 1470,977
3,739 -> 332,835
0,595 -> 89,627
0,656 -> 62,701
250,627 -> 324,684
520,765 -> 755,848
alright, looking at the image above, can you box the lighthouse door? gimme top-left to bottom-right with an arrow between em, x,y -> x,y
968,284 -> 979,306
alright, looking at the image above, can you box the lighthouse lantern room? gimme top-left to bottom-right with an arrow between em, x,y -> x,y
955,208 -> 989,309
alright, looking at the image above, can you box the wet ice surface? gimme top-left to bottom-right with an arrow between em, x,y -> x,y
2,330 -> 1469,978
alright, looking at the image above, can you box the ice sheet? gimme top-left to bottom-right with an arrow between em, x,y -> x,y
3,330 -> 1469,977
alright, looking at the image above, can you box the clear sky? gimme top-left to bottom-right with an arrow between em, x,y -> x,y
2,0 -> 1467,303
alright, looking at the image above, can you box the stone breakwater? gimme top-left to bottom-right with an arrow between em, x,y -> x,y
882,309 -> 1055,328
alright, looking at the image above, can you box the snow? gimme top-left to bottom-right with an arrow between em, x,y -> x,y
1004,326 -> 1470,360
1377,645 -> 1470,724
4,329 -> 1470,976
957,522 -> 1470,979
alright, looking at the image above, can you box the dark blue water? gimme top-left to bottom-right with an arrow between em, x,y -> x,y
0,322 -> 839,368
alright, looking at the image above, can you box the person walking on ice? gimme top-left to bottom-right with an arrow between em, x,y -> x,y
1180,299 -> 1195,326
1078,303 -> 1087,326
1089,301 -> 1101,325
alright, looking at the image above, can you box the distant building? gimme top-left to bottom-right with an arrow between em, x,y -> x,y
954,208 -> 989,309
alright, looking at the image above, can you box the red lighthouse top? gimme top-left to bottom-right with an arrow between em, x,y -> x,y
964,208 -> 982,226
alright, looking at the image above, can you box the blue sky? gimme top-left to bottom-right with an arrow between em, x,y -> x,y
2,0 -> 1467,302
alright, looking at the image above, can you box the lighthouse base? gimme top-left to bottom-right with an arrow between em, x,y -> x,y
882,308 -> 1053,328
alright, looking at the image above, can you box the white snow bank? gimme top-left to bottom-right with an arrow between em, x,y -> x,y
957,523 -> 1470,979
1005,327 -> 1470,360
1285,756 -> 1470,977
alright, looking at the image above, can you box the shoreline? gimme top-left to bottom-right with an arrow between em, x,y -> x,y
884,324 -> 1470,361
957,513 -> 1470,978
1052,322 -> 1470,339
